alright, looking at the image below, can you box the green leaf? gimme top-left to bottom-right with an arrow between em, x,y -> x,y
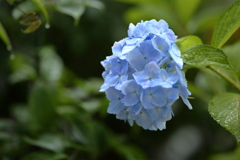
85,0 -> 104,10
22,19 -> 42,33
0,22 -> 12,51
19,12 -> 39,26
211,0 -> 240,48
6,0 -> 15,5
187,7 -> 223,33
12,1 -> 37,20
31,0 -> 50,26
176,35 -> 203,52
28,82 -> 58,132
24,134 -> 69,152
9,53 -> 37,84
22,152 -> 67,160
223,40 -> 240,72
39,46 -> 63,82
182,44 -> 231,69
56,0 -> 85,25
174,0 -> 201,23
208,92 -> 240,144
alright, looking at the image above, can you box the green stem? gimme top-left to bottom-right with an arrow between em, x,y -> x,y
207,65 -> 240,92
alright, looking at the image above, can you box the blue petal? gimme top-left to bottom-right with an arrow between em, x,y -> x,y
106,88 -> 124,114
158,107 -> 172,121
122,80 -> 142,106
126,47 -> 145,71
133,62 -> 162,89
124,93 -> 139,106
140,40 -> 162,63
151,36 -> 169,53
130,102 -> 143,114
146,107 -> 160,121
107,100 -> 124,114
158,69 -> 179,88
134,109 -> 153,129
122,44 -> 136,55
128,23 -> 135,37
105,87 -> 123,101
100,74 -> 119,92
132,22 -> 148,38
155,120 -> 166,130
141,89 -> 156,109
141,87 -> 166,109
112,38 -> 126,59
168,44 -> 183,69
179,85 -> 192,109
166,88 -> 179,101
144,61 -> 161,78
151,87 -> 167,107
116,108 -> 128,120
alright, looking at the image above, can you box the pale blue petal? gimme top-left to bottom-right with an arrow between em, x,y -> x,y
144,61 -> 160,77
100,74 -> 119,92
112,38 -> 126,58
116,108 -> 128,120
155,120 -> 166,130
169,44 -> 183,69
179,85 -> 192,109
135,109 -> 152,129
130,102 -> 143,114
151,36 -> 169,52
141,88 -> 156,109
126,47 -> 145,71
151,87 -> 167,106
124,93 -> 138,106
128,23 -> 135,37
107,100 -> 124,114
132,22 -> 148,38
140,40 -> 162,63
122,45 -> 136,55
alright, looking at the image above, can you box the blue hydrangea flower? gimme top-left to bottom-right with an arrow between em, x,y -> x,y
100,19 -> 192,130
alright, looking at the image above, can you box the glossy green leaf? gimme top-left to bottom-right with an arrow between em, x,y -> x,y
56,0 -> 85,25
31,0 -> 50,26
24,134 -> 69,152
182,44 -> 231,69
39,46 -> 63,82
174,0 -> 201,23
211,0 -> 240,48
0,22 -> 12,50
209,92 -> 240,144
176,35 -> 203,52
28,82 -> 58,132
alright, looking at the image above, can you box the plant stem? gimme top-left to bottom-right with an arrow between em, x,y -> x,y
207,65 -> 240,92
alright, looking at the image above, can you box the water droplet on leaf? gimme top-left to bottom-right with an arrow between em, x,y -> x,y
45,24 -> 50,29
7,45 -> 12,51
10,54 -> 15,60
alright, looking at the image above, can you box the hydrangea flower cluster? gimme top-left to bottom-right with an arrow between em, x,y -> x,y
100,19 -> 192,130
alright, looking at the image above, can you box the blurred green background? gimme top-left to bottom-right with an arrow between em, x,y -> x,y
0,0 -> 240,160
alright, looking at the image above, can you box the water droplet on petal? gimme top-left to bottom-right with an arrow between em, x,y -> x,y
10,54 -> 15,60
45,24 -> 50,29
